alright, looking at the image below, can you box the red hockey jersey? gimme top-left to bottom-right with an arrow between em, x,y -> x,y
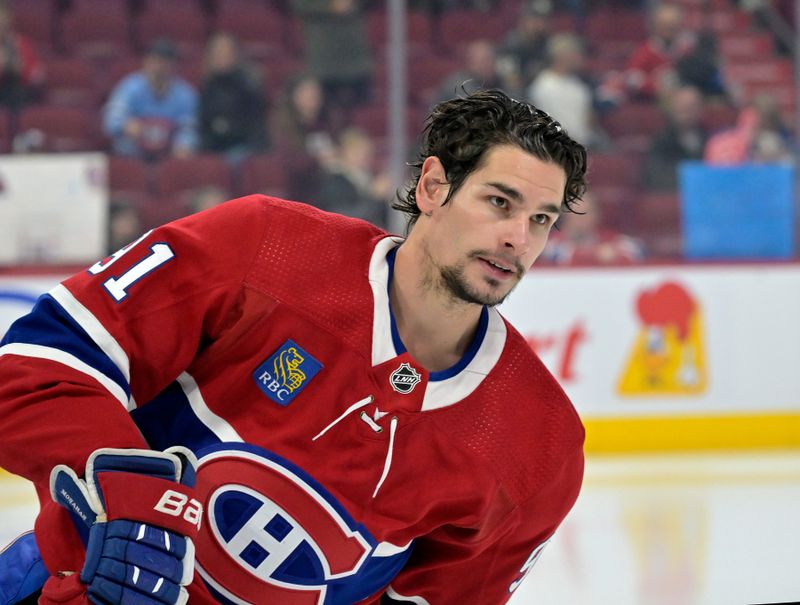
0,196 -> 584,604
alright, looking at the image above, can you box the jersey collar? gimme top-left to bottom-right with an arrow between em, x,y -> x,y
368,236 -> 507,411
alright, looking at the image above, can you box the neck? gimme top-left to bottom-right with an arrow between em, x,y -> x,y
389,241 -> 483,372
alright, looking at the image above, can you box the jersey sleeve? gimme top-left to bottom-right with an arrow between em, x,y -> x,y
0,195 -> 269,483
381,443 -> 584,604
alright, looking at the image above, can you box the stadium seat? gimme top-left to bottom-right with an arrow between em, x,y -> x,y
367,9 -> 433,49
44,58 -> 99,109
214,0 -> 287,58
632,192 -> 683,259
61,0 -> 133,57
153,155 -> 231,197
702,103 -> 738,134
109,155 -> 152,195
9,0 -> 55,46
238,153 -> 287,198
602,103 -> 666,153
406,55 -> 461,104
17,106 -> 102,152
588,185 -> 637,233
588,153 -> 643,190
135,1 -> 208,51
135,193 -> 188,231
719,32 -> 774,59
439,10 -> 508,52
585,9 -> 645,43
352,104 -> 388,139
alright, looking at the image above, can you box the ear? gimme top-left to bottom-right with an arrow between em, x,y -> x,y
415,156 -> 448,216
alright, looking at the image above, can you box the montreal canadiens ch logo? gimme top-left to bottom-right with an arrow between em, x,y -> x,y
389,362 -> 421,394
193,446 -> 373,605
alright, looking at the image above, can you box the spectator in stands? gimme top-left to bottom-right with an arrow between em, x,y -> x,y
541,192 -> 644,265
497,1 -> 552,87
291,0 -> 373,114
103,38 -> 198,160
705,92 -> 793,165
199,32 -> 269,162
675,31 -> 727,100
272,73 -> 338,201
272,74 -> 337,159
434,39 -> 508,104
642,85 -> 707,191
0,0 -> 45,109
621,3 -> 695,102
312,127 -> 392,228
527,33 -> 599,148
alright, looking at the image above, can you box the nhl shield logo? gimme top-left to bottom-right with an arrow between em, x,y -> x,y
389,362 -> 421,394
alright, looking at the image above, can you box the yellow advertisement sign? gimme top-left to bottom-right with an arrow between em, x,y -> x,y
618,281 -> 707,396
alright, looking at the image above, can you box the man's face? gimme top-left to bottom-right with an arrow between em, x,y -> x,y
420,144 -> 566,307
143,55 -> 175,91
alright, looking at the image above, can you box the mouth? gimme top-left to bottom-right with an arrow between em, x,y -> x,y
478,256 -> 517,280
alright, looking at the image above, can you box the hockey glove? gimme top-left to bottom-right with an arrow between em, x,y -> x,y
49,447 -> 203,605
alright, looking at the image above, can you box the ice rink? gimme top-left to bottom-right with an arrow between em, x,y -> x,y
3,451 -> 799,605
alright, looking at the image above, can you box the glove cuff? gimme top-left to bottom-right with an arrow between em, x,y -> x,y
96,472 -> 202,536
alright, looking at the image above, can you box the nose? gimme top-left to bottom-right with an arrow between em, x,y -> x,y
503,214 -> 531,256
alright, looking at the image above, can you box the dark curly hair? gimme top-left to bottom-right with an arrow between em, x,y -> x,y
393,89 -> 587,228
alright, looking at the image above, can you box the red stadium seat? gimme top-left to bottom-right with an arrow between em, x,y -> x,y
352,104 -> 388,139
702,103 -> 738,134
44,58 -> 99,108
587,185 -> 637,233
439,10 -> 507,51
585,9 -> 645,42
406,55 -> 461,104
9,0 -> 54,46
136,194 -> 188,231
632,192 -> 683,259
109,156 -> 153,195
61,0 -> 132,57
17,106 -> 102,152
154,155 -> 231,197
602,103 -> 667,153
214,0 -> 287,57
135,1 -> 208,50
367,9 -> 433,49
602,104 -> 666,139
238,153 -> 287,198
587,153 -> 643,190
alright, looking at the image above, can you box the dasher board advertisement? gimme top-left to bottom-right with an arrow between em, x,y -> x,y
0,153 -> 108,265
500,264 -> 800,417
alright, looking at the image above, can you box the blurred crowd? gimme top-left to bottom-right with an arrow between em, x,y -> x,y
0,0 -> 795,263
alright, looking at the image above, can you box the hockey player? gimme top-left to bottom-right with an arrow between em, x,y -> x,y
0,89 -> 587,604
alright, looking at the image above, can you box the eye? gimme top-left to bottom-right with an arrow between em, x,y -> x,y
488,195 -> 508,209
532,214 -> 552,226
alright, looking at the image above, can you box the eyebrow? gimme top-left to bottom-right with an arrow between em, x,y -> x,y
485,181 -> 563,215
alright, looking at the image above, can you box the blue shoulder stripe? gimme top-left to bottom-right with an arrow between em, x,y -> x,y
0,294 -> 130,400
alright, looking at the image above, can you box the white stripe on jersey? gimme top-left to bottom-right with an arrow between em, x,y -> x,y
49,284 -> 131,383
373,540 -> 413,557
385,586 -> 431,604
0,343 -> 132,411
177,372 -> 243,442
368,236 -> 404,367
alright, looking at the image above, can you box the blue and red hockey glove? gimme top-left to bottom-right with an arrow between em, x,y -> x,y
48,447 -> 203,605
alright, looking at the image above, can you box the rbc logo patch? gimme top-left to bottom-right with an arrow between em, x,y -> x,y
253,339 -> 322,406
